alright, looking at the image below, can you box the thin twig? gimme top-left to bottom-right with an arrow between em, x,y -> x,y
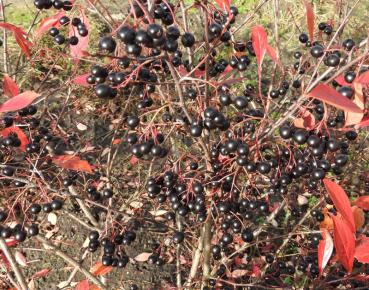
35,235 -> 106,289
0,0 -> 9,73
0,237 -> 28,290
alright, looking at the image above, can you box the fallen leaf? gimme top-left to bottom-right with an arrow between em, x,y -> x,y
134,252 -> 153,262
52,155 -> 94,173
75,279 -> 89,290
352,206 -> 365,230
231,269 -> 248,278
31,268 -> 50,279
72,73 -> 90,86
318,228 -> 333,273
77,123 -> 87,131
47,212 -> 58,225
332,215 -> 355,272
323,178 -> 355,233
14,251 -> 27,267
149,210 -> 168,216
2,74 -> 20,97
307,84 -> 362,113
130,201 -> 143,208
0,91 -> 40,113
355,235 -> 369,264
90,262 -> 113,276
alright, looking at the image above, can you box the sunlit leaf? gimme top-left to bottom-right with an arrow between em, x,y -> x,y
307,84 -> 362,113
318,228 -> 333,273
0,91 -> 40,113
323,178 -> 355,233
332,215 -> 355,272
2,74 -> 20,97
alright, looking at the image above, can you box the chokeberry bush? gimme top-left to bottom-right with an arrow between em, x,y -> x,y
0,0 -> 369,289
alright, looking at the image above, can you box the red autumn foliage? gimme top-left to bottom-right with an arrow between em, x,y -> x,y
332,215 -> 355,272
0,126 -> 29,151
34,11 -> 66,38
90,262 -> 113,276
307,84 -> 362,113
2,74 -> 20,97
52,155 -> 94,173
0,22 -> 32,58
318,228 -> 333,274
355,235 -> 369,264
323,178 -> 355,233
69,10 -> 90,59
0,91 -> 40,113
303,0 -> 315,41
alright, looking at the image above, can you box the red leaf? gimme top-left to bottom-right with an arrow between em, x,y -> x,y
90,262 -> 113,276
130,155 -> 138,165
75,279 -> 89,290
356,70 -> 369,85
52,155 -> 94,173
34,11 -> 65,38
72,73 -> 90,86
31,268 -> 50,279
0,126 -> 29,151
294,110 -> 315,130
0,22 -> 32,59
304,0 -> 315,41
355,235 -> 369,264
0,251 -> 10,268
345,82 -> 364,126
354,196 -> 369,210
0,91 -> 40,113
69,10 -> 90,59
332,215 -> 355,272
307,84 -> 362,113
355,116 -> 369,128
323,178 -> 355,233
352,206 -> 365,230
266,44 -> 279,64
335,75 -> 352,87
214,0 -> 230,11
177,65 -> 205,78
251,264 -> 261,277
5,239 -> 18,247
2,74 -> 20,97
14,251 -> 27,267
251,25 -> 268,81
318,228 -> 333,274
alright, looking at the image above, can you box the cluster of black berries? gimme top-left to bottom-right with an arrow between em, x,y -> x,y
34,0 -> 72,10
293,21 -> 357,77
49,16 -> 88,45
30,199 -> 64,214
0,200 -> 62,242
85,186 -> 113,202
87,230 -> 135,268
